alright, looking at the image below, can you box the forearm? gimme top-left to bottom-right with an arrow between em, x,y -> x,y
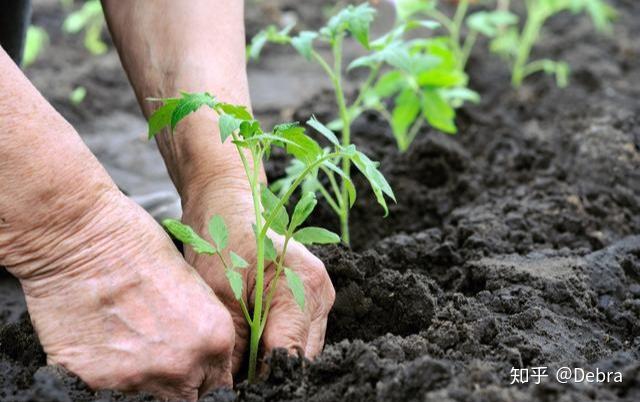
102,0 -> 260,198
0,48 -> 118,276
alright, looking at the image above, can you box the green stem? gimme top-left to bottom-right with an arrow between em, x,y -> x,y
213,252 -> 252,325
405,119 -> 424,151
317,183 -> 342,215
460,29 -> 478,71
230,134 -> 264,383
351,62 -> 382,112
331,35 -> 352,246
451,0 -> 469,69
259,152 -> 341,241
259,235 -> 291,336
512,3 -> 546,88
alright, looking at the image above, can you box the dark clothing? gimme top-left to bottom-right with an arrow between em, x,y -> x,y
0,0 -> 32,64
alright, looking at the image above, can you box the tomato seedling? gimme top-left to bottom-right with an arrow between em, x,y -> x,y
147,92 -> 393,382
487,0 -> 615,87
249,2 -> 474,243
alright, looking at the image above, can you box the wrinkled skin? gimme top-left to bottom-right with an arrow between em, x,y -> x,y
181,178 -> 336,374
7,188 -> 236,401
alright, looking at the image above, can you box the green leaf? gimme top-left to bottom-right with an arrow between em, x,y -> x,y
219,114 -> 242,143
248,30 -> 269,60
467,11 -> 518,37
219,103 -> 253,120
394,0 -> 435,21
162,219 -> 216,254
148,99 -> 179,139
307,116 -> 340,146
23,26 -> 49,67
261,186 -> 289,235
230,251 -> 249,269
264,235 -> 277,262
373,71 -> 406,98
293,227 -> 341,245
290,192 -> 317,231
280,126 -> 322,163
325,3 -> 376,48
284,267 -> 305,310
225,269 -> 244,300
421,89 -> 456,134
291,31 -> 318,61
391,89 -> 421,152
322,160 -> 357,207
208,215 -> 229,251
352,151 -> 395,216
171,92 -> 217,129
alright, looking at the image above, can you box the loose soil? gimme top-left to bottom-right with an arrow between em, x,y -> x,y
1,0 -> 639,401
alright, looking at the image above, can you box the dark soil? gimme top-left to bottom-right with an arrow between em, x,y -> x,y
1,0 -> 640,401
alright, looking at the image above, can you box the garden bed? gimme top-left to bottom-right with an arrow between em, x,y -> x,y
1,0 -> 639,401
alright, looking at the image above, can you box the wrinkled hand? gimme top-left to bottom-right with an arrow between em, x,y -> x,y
181,178 -> 336,374
10,191 -> 235,401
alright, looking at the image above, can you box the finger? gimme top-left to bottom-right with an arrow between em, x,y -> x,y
305,315 -> 328,359
261,292 -> 311,355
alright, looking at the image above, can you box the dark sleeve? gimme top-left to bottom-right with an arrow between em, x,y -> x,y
0,0 -> 32,65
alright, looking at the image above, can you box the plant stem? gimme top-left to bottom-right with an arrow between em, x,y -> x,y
259,235 -> 291,336
231,135 -> 264,383
460,29 -> 478,70
331,34 -> 352,246
512,2 -> 546,88
451,0 -> 470,67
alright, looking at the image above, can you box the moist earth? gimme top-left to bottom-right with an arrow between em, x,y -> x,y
1,0 -> 639,401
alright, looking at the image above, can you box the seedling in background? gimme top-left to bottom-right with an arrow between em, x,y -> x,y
148,92 -> 393,382
249,2 -> 470,243
487,0 -> 615,87
23,25 -> 49,67
63,0 -> 108,55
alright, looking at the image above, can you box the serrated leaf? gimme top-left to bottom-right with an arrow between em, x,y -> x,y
291,31 -> 318,61
171,92 -> 217,129
261,186 -> 289,235
219,114 -> 242,143
293,227 -> 341,245
325,3 -> 376,48
352,151 -> 395,216
280,126 -> 322,163
219,103 -> 253,120
307,116 -> 340,146
225,269 -> 243,300
290,192 -> 317,231
162,219 -> 216,254
230,251 -> 249,269
284,267 -> 305,310
148,99 -> 179,139
208,215 -> 228,251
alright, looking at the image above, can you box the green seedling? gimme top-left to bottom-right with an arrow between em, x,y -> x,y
63,0 -> 108,55
488,0 -> 615,87
249,2 -> 472,243
148,92 -> 393,382
69,86 -> 87,105
23,26 -> 49,67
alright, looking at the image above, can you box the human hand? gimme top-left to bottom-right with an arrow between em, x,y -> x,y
181,177 -> 336,374
5,188 -> 235,401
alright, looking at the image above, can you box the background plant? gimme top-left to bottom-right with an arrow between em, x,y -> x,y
62,0 -> 108,55
487,0 -> 615,87
249,2 -> 472,243
147,92 -> 394,381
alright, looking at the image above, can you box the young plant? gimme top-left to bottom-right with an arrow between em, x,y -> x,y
23,25 -> 49,67
488,0 -> 615,87
62,0 -> 108,55
249,2 -> 473,243
147,92 -> 393,382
